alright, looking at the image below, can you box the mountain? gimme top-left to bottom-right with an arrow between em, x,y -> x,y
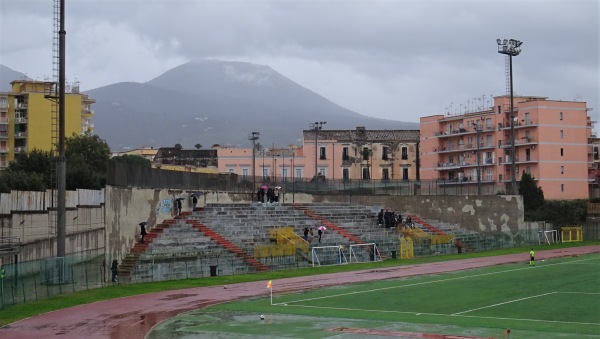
0,65 -> 29,91
8,60 -> 419,150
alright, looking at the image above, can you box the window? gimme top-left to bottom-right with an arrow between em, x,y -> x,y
343,168 -> 349,180
524,112 -> 530,125
402,168 -> 409,180
560,130 -> 563,139
282,168 -> 288,179
485,118 -> 492,130
363,147 -> 369,160
342,147 -> 349,160
560,148 -> 564,156
228,168 -> 235,174
382,168 -> 389,180
262,168 -> 269,177
318,168 -> 326,176
319,146 -> 326,160
560,166 -> 564,174
401,146 -> 408,160
561,184 -> 565,192
498,105 -> 501,114
295,168 -> 302,179
362,167 -> 370,180
594,145 -> 599,160
560,112 -> 563,120
526,166 -> 531,174
242,168 -> 249,177
486,135 -> 492,147
382,146 -> 389,160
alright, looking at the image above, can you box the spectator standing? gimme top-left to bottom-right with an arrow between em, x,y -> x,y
192,194 -> 198,211
139,222 -> 147,243
110,259 -> 119,282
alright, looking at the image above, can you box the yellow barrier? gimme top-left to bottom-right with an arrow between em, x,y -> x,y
258,226 -> 309,258
399,236 -> 414,259
561,226 -> 583,242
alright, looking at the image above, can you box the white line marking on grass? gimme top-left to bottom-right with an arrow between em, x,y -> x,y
275,304 -> 600,326
274,257 -> 596,306
453,292 -> 556,315
558,292 -> 600,295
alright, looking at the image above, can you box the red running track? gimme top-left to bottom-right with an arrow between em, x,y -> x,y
1,245 -> 598,339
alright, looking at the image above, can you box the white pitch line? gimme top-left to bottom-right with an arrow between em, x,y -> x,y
276,304 -> 600,326
453,291 -> 557,315
275,256 -> 597,306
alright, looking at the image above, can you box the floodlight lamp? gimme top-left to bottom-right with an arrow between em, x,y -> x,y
496,38 -> 502,45
503,39 -> 508,44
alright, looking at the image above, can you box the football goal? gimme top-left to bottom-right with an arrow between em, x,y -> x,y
349,243 -> 382,263
311,245 -> 348,267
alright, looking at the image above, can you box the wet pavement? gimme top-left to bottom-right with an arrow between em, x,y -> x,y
1,245 -> 598,339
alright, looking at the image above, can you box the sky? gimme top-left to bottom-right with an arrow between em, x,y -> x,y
0,0 -> 598,127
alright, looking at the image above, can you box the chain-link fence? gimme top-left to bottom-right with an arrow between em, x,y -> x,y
0,252 -> 104,310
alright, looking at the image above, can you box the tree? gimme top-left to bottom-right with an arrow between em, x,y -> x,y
518,171 -> 544,212
0,170 -> 46,193
194,143 -> 202,150
65,133 -> 111,190
6,149 -> 53,188
110,154 -> 151,168
174,143 -> 183,150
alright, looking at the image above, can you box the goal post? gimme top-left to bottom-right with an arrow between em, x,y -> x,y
311,245 -> 348,267
349,243 -> 382,263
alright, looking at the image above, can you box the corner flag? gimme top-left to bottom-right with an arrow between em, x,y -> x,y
267,280 -> 272,289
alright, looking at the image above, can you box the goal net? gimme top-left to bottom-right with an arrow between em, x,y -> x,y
349,243 -> 382,263
311,245 -> 348,267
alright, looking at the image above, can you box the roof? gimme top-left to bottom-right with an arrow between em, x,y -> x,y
303,127 -> 420,143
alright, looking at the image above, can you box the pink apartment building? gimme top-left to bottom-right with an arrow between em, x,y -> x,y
216,127 -> 420,183
420,95 -> 595,199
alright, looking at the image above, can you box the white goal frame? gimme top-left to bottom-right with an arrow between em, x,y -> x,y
349,243 -> 382,263
311,245 -> 348,267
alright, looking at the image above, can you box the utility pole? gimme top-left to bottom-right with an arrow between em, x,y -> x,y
248,132 -> 260,200
310,121 -> 326,193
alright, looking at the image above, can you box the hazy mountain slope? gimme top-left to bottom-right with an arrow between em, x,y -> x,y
84,60 -> 418,150
0,65 -> 29,91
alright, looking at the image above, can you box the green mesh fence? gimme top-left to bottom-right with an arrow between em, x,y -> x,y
0,253 -> 104,310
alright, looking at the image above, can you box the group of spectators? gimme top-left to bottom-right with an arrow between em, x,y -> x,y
377,209 -> 415,229
256,186 -> 281,203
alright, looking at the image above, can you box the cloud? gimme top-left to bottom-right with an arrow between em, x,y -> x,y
0,0 -> 597,125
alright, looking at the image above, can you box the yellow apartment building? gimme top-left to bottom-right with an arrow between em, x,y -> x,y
0,80 -> 95,168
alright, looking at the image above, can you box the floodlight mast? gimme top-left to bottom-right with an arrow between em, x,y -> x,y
497,38 -> 523,195
310,121 -> 326,193
248,132 -> 260,200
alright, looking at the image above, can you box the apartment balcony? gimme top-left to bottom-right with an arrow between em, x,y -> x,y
14,131 -> 27,139
500,137 -> 536,148
0,117 -> 8,124
0,161 -> 7,168
15,103 -> 28,110
14,117 -> 28,124
14,146 -> 25,153
0,147 -> 9,154
499,156 -> 538,165
500,119 -> 537,130
0,131 -> 7,139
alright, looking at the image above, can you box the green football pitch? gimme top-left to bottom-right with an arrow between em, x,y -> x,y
148,253 -> 600,338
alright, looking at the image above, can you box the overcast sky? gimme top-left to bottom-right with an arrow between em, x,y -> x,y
1,0 -> 598,127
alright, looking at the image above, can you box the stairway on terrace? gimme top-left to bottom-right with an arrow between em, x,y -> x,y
293,203 -> 400,258
122,212 -> 266,283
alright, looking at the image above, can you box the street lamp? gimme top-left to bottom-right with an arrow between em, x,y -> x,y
497,38 -> 523,195
248,132 -> 260,200
472,121 -> 482,195
310,121 -> 326,193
